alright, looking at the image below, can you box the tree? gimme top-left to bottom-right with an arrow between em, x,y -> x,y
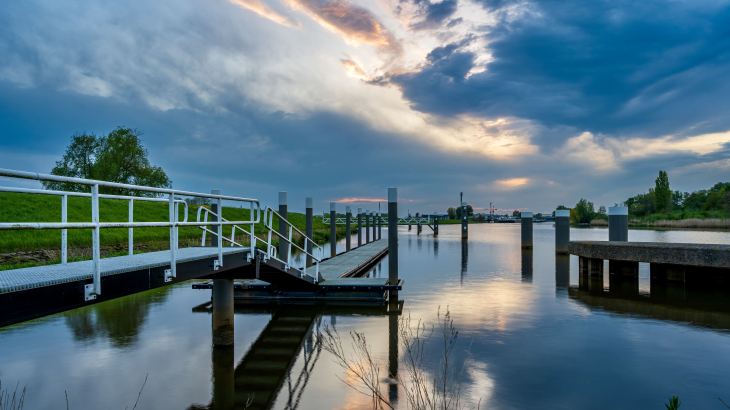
552,205 -> 569,217
512,210 -> 520,217
43,127 -> 171,197
447,207 -> 456,219
570,198 -> 595,223
598,206 -> 607,215
655,170 -> 671,213
455,205 -> 474,219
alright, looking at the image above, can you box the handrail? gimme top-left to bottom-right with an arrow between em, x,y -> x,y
264,206 -> 322,281
0,168 -> 262,301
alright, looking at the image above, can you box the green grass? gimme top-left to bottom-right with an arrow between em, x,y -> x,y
438,219 -> 479,224
0,192 -> 354,253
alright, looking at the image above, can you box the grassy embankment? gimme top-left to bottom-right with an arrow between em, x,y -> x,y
0,192 -> 355,270
589,211 -> 730,228
438,219 -> 479,224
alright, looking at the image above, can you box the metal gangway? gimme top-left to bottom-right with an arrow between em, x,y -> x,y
0,168 -> 323,315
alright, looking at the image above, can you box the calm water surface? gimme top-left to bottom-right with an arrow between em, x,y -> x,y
2,224 -> 730,409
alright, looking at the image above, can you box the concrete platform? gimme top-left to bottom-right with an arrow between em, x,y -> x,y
568,241 -> 730,268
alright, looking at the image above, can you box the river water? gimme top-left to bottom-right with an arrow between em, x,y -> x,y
2,224 -> 730,409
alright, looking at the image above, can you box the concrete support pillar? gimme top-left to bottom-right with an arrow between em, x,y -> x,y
306,197 -> 313,267
555,209 -> 570,253
210,189 -> 221,247
212,278 -> 234,346
608,206 -> 628,241
365,210 -> 370,243
212,346 -> 234,410
388,188 -> 399,298
521,248 -> 533,282
521,212 -> 533,248
346,206 -> 352,252
330,202 -> 336,257
461,202 -> 468,239
609,260 -> 639,277
278,192 -> 288,263
357,208 -> 363,247
579,273 -> 604,292
609,274 -> 639,297
579,256 -> 604,276
650,263 -> 686,282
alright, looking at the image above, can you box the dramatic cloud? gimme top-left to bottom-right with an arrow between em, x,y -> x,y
287,0 -> 403,56
228,0 -> 302,28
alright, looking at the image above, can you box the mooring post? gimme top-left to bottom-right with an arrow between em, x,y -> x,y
417,218 -> 422,234
461,202 -> 468,238
358,208 -> 363,247
434,215 -> 439,235
366,210 -> 370,243
608,206 -> 637,276
388,188 -> 399,298
521,211 -> 533,248
408,213 -> 411,231
372,211 -> 376,241
211,189 -> 221,247
278,192 -> 288,264
555,209 -> 570,253
330,202 -> 337,257
346,206 -> 352,252
378,212 -> 382,240
306,197 -> 313,267
608,206 -> 628,241
212,278 -> 234,346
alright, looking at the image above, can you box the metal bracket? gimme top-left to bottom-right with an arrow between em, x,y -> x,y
213,259 -> 221,270
164,269 -> 174,282
84,284 -> 97,301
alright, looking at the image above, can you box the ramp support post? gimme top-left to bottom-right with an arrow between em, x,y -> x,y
358,208 -> 363,247
330,202 -> 337,257
212,279 -> 234,346
388,188 -> 399,300
279,192 -> 288,264
346,206 -> 352,252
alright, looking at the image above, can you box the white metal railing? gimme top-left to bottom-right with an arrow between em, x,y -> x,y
264,206 -> 323,282
0,168 -> 261,301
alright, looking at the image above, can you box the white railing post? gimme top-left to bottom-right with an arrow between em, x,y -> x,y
287,225 -> 293,267
91,184 -> 101,295
217,196 -> 223,267
168,192 -> 176,281
201,210 -> 208,246
61,194 -> 67,265
128,199 -> 134,256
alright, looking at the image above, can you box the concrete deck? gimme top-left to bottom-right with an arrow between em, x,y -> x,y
569,241 -> 730,269
0,246 -> 249,294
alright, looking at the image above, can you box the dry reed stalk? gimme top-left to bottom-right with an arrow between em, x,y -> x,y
651,218 -> 730,229
590,219 -> 608,226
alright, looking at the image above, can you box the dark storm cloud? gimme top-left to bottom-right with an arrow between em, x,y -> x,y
392,0 -> 730,144
398,0 -> 458,30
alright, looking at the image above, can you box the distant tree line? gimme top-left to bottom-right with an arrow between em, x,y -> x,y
625,171 -> 730,216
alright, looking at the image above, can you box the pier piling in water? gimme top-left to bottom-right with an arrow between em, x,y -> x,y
388,188 -> 398,299
330,202 -> 336,257
434,216 -> 439,234
346,206 -> 352,252
461,202 -> 468,238
278,192 -> 288,264
372,211 -> 376,241
366,210 -> 370,243
212,278 -> 234,346
358,208 -> 363,247
555,209 -> 570,253
608,206 -> 637,276
521,212 -> 533,248
306,197 -> 313,267
378,212 -> 382,240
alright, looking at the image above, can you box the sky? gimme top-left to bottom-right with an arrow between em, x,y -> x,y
1,0 -> 729,215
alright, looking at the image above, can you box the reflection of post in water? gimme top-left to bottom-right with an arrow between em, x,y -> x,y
433,236 -> 439,258
521,248 -> 533,283
555,254 -> 570,292
388,299 -> 399,404
460,239 -> 468,283
211,347 -> 234,410
578,272 -> 604,292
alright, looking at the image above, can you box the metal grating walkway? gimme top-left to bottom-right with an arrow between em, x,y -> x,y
0,246 -> 249,293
